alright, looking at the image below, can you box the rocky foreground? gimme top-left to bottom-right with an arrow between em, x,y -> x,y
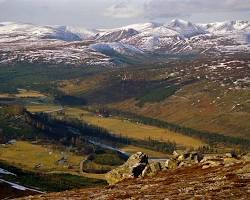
16,152 -> 250,200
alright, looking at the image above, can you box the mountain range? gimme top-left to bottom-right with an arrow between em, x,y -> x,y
0,19 -> 249,66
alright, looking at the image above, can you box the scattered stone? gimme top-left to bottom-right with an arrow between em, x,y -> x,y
178,161 -> 191,167
225,152 -> 238,158
225,153 -> 233,158
106,151 -> 248,185
200,156 -> 223,163
241,153 -> 250,162
56,155 -> 68,165
7,139 -> 17,145
223,157 -> 240,165
34,163 -> 42,169
202,160 -> 223,168
202,165 -> 210,169
236,163 -> 250,174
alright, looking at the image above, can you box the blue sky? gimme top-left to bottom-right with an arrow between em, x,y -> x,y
0,0 -> 249,28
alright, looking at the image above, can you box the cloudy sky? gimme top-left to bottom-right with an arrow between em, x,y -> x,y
0,0 -> 249,28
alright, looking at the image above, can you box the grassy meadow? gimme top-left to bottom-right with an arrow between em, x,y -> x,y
121,145 -> 170,158
0,141 -> 84,173
63,107 -> 205,149
27,105 -> 63,113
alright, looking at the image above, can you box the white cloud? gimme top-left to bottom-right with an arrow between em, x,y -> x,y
0,0 -> 249,28
104,0 -> 143,18
144,0 -> 250,19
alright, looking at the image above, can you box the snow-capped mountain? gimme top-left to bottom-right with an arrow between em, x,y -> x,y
200,20 -> 250,34
0,19 -> 249,66
0,22 -> 83,42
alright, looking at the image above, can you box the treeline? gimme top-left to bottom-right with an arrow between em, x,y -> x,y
67,117 -> 176,153
0,105 -> 42,143
136,85 -> 179,106
86,107 -> 250,150
24,111 -> 176,154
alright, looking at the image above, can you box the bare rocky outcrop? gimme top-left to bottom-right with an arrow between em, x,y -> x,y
16,157 -> 250,200
106,151 -> 250,185
105,152 -> 148,184
106,151 -> 206,184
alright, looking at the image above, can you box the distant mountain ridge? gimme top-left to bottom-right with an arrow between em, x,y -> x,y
0,19 -> 249,66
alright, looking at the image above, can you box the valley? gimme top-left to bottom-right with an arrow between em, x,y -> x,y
0,18 -> 249,199
61,107 -> 205,148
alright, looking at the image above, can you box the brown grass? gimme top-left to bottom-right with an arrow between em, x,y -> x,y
0,141 -> 83,173
57,74 -> 108,95
111,81 -> 250,138
121,145 -> 170,158
0,89 -> 46,99
63,107 -> 205,148
26,105 -> 62,113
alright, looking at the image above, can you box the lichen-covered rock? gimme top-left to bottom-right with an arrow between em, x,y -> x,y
200,156 -> 223,163
165,159 -> 178,169
226,151 -> 238,158
105,152 -> 148,184
176,151 -> 203,162
177,154 -> 185,161
173,150 -> 184,159
178,161 -> 193,167
149,162 -> 162,174
223,157 -> 241,165
159,161 -> 167,170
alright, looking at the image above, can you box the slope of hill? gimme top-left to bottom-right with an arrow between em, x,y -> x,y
15,153 -> 250,200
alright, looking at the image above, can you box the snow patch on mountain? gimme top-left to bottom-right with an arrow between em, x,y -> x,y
0,22 -> 54,37
99,22 -> 160,33
167,19 -> 207,37
95,28 -> 139,42
120,22 -> 161,32
58,26 -> 96,40
139,26 -> 179,37
90,42 -> 144,56
44,26 -> 82,41
0,22 -> 82,41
